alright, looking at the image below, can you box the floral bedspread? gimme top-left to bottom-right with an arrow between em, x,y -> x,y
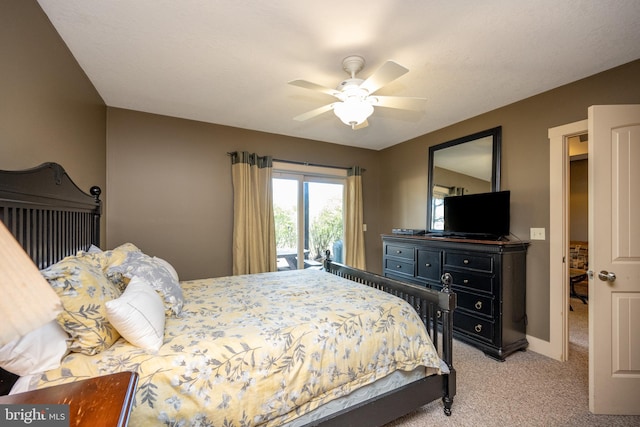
29,269 -> 442,427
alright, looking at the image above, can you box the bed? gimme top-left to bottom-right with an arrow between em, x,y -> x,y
0,162 -> 456,426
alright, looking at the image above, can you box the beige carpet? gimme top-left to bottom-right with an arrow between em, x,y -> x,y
385,294 -> 640,426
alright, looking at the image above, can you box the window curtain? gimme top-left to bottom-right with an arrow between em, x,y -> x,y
230,151 -> 277,275
344,166 -> 366,270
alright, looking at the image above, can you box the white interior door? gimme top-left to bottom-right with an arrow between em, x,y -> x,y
589,104 -> 640,414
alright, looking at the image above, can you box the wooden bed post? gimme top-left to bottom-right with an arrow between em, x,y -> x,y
440,272 -> 456,416
323,249 -> 332,271
90,186 -> 102,248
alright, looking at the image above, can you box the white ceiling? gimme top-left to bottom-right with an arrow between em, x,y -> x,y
37,0 -> 640,151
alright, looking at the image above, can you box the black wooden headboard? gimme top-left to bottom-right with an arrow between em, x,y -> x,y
0,162 -> 102,268
0,162 -> 102,394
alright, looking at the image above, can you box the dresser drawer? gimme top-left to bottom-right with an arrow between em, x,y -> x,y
446,270 -> 494,294
416,249 -> 441,281
454,291 -> 493,318
385,244 -> 414,260
454,311 -> 494,343
444,252 -> 493,272
384,258 -> 415,276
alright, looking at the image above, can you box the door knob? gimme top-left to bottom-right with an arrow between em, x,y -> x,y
597,270 -> 616,282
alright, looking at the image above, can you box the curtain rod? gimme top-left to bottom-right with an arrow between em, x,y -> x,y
227,152 -> 364,172
273,158 -> 355,171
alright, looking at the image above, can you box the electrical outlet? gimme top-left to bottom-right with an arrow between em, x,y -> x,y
362,224 -> 367,232
530,228 -> 545,240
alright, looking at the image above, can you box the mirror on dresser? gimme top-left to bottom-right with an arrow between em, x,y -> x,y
427,126 -> 502,231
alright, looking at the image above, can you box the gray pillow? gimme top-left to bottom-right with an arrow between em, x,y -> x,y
106,251 -> 183,316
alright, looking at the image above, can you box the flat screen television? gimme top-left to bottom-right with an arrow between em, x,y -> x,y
443,190 -> 510,240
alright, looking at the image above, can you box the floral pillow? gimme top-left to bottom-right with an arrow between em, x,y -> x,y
153,256 -> 179,282
78,242 -> 142,292
106,251 -> 183,316
41,255 -> 121,355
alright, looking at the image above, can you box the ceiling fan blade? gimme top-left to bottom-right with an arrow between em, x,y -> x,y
359,61 -> 409,95
353,120 -> 369,130
293,103 -> 335,121
288,79 -> 341,97
370,95 -> 426,110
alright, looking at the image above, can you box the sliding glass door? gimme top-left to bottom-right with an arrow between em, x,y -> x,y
273,173 -> 344,270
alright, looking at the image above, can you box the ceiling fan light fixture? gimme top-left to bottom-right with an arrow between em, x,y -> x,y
290,55 -> 416,129
333,98 -> 374,129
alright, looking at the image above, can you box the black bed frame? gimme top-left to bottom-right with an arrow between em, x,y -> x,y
0,162 -> 456,425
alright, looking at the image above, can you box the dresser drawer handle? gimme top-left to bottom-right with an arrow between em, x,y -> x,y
463,279 -> 469,284
396,250 -> 402,254
396,265 -> 402,269
474,324 -> 482,333
475,301 -> 482,310
463,259 -> 470,264
425,263 -> 431,267
437,311 -> 441,318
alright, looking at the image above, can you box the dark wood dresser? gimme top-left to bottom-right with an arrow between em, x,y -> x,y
382,234 -> 529,361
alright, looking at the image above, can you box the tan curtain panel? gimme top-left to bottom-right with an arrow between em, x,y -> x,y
344,166 -> 366,270
230,151 -> 277,275
449,186 -> 465,196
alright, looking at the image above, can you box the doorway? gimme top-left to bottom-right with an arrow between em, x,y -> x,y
548,119 -> 587,362
568,134 -> 589,363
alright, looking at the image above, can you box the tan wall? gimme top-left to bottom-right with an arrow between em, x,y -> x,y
0,0 -> 106,218
106,108 -> 381,280
380,59 -> 640,341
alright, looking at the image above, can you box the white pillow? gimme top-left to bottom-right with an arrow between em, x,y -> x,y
105,276 -> 165,351
106,251 -> 183,316
153,256 -> 179,282
0,321 -> 69,376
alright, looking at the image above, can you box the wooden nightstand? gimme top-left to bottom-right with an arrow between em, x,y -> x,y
0,371 -> 138,426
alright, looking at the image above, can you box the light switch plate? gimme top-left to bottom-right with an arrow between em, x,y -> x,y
530,228 -> 545,240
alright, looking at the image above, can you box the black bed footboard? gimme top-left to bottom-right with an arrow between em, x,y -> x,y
323,258 -> 456,366
323,257 -> 457,417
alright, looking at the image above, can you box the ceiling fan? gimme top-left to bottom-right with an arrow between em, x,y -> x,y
289,55 -> 425,130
